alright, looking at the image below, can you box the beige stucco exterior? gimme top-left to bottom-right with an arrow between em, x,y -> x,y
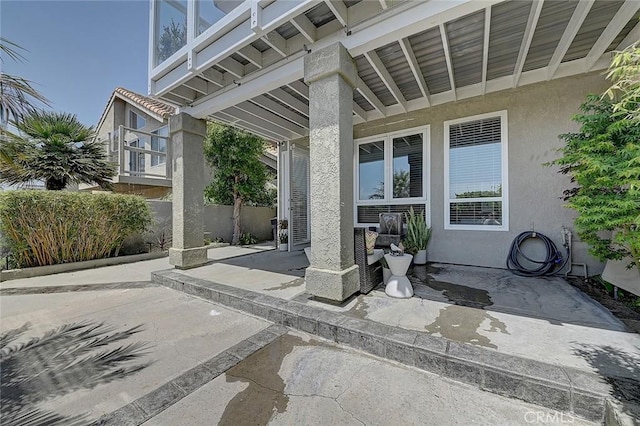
352,71 -> 609,274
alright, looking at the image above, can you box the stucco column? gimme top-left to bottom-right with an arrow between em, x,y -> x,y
168,112 -> 208,269
303,42 -> 359,301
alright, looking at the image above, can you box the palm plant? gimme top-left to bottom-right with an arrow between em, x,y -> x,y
0,37 -> 50,127
0,111 -> 117,190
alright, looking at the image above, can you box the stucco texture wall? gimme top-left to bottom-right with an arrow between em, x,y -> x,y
148,200 -> 276,243
354,72 -> 610,274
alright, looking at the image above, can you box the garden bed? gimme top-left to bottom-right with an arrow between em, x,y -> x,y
566,276 -> 640,334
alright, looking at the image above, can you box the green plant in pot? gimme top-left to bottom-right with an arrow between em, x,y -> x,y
404,207 -> 431,265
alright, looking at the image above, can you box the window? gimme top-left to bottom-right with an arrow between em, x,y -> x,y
129,111 -> 146,130
355,127 -> 429,225
151,126 -> 168,166
129,139 -> 145,174
444,111 -> 508,230
154,0 -> 187,66
197,0 -> 242,36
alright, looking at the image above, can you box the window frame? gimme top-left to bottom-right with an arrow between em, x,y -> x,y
150,125 -> 168,167
444,110 -> 509,232
129,110 -> 147,130
354,125 -> 430,227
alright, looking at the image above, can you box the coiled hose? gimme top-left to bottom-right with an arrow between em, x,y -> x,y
506,231 -> 569,277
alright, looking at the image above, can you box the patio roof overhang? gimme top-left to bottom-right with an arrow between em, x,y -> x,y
149,0 -> 640,142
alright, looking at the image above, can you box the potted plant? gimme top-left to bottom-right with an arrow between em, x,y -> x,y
278,231 -> 289,251
404,207 -> 431,265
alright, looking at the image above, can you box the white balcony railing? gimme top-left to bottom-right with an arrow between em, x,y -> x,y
108,125 -> 171,181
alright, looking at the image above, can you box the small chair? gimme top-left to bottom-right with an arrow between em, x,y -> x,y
375,212 -> 403,248
354,228 -> 384,294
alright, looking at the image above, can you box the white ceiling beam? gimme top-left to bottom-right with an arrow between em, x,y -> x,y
352,101 -> 367,121
400,38 -> 430,106
325,0 -> 348,28
200,68 -> 226,87
218,57 -> 245,78
237,45 -> 263,68
481,6 -> 491,95
269,87 -> 310,116
439,23 -> 456,101
288,80 -> 310,100
355,75 -> 387,116
262,31 -> 288,56
170,86 -> 197,102
291,14 -> 317,43
214,113 -> 284,141
364,50 -> 408,112
513,0 -> 544,88
182,1 -> 504,117
251,95 -> 309,128
585,0 -> 640,70
378,0 -> 388,10
236,101 -> 308,136
617,20 -> 640,50
182,76 -> 210,95
225,106 -> 297,140
547,0 -> 595,79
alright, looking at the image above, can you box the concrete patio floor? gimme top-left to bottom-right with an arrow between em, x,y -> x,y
1,278 -> 597,425
172,246 -> 639,379
2,244 -> 638,423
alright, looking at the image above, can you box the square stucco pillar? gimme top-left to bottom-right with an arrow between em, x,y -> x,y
168,112 -> 208,269
304,42 -> 359,302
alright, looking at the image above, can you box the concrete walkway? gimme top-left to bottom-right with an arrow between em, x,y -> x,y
1,287 -> 596,425
1,245 -> 638,424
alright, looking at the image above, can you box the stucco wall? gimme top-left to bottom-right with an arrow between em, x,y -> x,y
148,200 -> 276,243
353,72 -> 610,274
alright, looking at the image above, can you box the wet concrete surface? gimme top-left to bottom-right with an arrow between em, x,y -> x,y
143,331 -> 597,426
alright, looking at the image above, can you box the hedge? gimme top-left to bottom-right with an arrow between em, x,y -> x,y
0,191 -> 152,268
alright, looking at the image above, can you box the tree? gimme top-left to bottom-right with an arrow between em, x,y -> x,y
203,123 -> 271,245
156,19 -> 186,64
0,38 -> 49,127
369,170 -> 410,199
550,95 -> 640,269
0,111 -> 116,190
604,41 -> 640,122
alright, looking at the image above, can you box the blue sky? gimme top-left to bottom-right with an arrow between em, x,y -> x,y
1,0 -> 149,126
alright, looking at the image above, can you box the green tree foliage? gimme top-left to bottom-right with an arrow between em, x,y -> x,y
156,19 -> 186,64
203,123 -> 271,245
370,171 -> 410,199
604,41 -> 640,122
0,111 -> 116,190
551,95 -> 640,268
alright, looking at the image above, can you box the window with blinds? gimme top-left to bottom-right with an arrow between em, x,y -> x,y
445,111 -> 508,230
355,127 -> 429,226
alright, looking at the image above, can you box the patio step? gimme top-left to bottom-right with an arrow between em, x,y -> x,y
152,269 -> 639,424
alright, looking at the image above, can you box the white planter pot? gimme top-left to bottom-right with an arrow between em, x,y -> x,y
602,257 -> 640,296
279,243 -> 288,251
383,267 -> 391,284
413,249 -> 427,265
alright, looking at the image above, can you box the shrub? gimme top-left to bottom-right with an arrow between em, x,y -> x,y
239,232 -> 257,245
0,191 -> 152,267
